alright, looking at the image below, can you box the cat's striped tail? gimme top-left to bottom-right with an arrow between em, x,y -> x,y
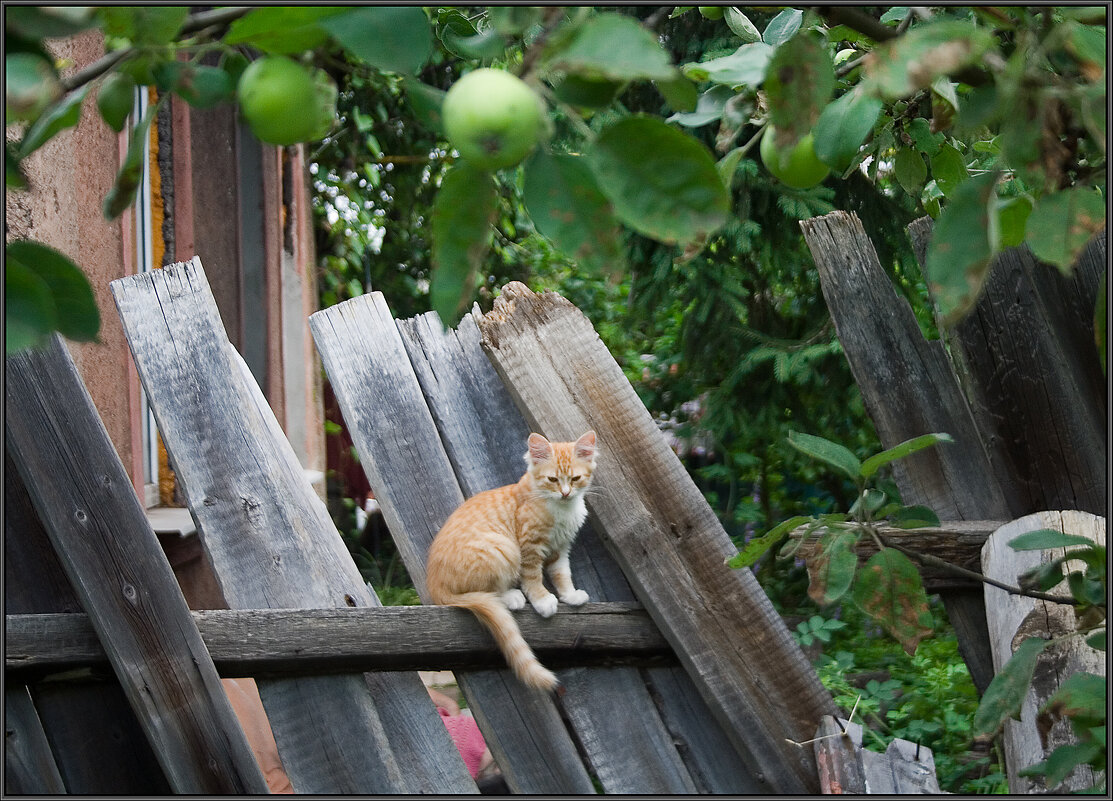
438,591 -> 558,691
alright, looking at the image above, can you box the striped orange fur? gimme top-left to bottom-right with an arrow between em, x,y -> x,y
426,431 -> 597,691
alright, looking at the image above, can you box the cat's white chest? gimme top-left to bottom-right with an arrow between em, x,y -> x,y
547,495 -> 587,552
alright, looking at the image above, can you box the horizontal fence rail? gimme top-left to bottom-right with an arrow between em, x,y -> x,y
8,603 -> 671,679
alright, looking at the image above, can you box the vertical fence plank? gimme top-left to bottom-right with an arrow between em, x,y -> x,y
111,260 -> 475,794
800,210 -> 1011,695
476,282 -> 834,794
5,337 -> 269,794
908,219 -> 1106,515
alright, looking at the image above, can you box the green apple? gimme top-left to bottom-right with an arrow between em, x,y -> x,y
760,125 -> 831,189
442,68 -> 545,170
699,7 -> 725,20
237,56 -> 336,146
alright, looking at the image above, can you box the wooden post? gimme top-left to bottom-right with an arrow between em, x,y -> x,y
981,511 -> 1106,792
907,219 -> 1106,516
5,337 -> 269,794
476,282 -> 835,793
801,210 -> 1011,694
111,260 -> 476,794
4,687 -> 65,794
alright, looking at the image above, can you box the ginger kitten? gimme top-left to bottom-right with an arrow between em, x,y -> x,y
426,431 -> 597,691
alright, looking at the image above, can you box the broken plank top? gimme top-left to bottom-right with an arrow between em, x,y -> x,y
111,259 -> 474,795
476,282 -> 835,794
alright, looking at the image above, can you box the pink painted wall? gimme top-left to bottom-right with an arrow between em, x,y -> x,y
5,30 -> 142,486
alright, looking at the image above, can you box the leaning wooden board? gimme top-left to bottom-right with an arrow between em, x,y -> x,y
397,309 -> 761,793
476,282 -> 837,793
310,293 -> 596,794
110,260 -> 475,794
4,451 -> 170,793
5,337 -> 268,794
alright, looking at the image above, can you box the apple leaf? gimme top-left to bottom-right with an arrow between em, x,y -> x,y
724,8 -> 761,43
545,12 -> 676,82
727,515 -> 812,569
667,85 -> 733,127
786,430 -> 861,480
923,171 -> 998,325
807,530 -> 859,605
522,151 -> 626,278
1024,187 -> 1106,274
930,143 -> 969,197
321,7 -> 433,75
894,147 -> 928,195
97,72 -> 136,132
5,258 -> 56,354
5,240 -> 99,351
104,98 -> 161,221
225,7 -> 348,55
860,432 -> 953,479
994,194 -> 1033,249
863,20 -> 997,98
764,33 -> 835,150
588,115 -> 729,246
850,549 -> 935,655
762,8 -> 803,46
681,42 -> 773,88
1007,528 -> 1099,551
17,86 -> 87,159
100,6 -> 188,46
973,636 -> 1049,736
813,89 -> 883,171
431,165 -> 497,325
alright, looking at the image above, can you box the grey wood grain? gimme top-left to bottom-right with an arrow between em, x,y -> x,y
476,282 -> 835,793
8,603 -> 671,676
5,336 -> 269,794
399,310 -> 760,793
982,511 -> 1106,793
813,716 -> 866,794
110,259 -> 474,794
4,450 -> 171,794
908,218 -> 1106,516
4,686 -> 66,795
883,735 -> 941,793
800,210 -> 1008,695
400,312 -> 698,793
309,293 -> 596,794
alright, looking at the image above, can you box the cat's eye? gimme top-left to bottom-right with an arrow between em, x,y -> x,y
547,476 -> 559,483
571,476 -> 581,482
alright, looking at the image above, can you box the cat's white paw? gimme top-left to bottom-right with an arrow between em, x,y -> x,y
560,588 -> 589,607
501,588 -> 526,610
531,593 -> 559,618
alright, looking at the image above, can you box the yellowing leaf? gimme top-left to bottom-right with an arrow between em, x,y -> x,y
850,549 -> 935,655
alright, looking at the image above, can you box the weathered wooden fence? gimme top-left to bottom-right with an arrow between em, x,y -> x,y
5,251 -> 981,794
801,211 -> 1106,791
800,212 -> 1105,696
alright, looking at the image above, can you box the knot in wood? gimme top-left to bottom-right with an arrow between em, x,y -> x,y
122,583 -> 138,604
74,509 -> 88,523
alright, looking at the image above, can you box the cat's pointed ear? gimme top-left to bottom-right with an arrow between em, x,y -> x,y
526,433 -> 552,463
574,430 -> 597,460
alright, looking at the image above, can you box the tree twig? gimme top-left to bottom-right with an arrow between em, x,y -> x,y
60,6 -> 253,91
515,6 -> 567,81
876,534 -> 1072,605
